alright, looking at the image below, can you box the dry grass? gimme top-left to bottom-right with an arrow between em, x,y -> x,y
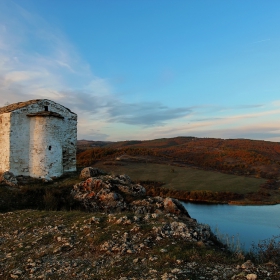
93,162 -> 266,195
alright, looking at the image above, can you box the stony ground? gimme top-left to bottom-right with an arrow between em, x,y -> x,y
0,210 -> 279,280
0,168 -> 279,279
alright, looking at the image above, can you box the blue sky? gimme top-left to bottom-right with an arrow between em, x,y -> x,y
0,0 -> 280,141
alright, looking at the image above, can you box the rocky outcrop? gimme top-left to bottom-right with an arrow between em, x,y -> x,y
71,168 -> 189,217
0,171 -> 18,187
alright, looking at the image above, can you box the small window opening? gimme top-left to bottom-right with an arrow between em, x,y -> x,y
44,106 -> 48,111
48,146 -> 52,151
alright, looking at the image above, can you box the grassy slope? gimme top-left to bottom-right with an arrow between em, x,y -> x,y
92,162 -> 265,194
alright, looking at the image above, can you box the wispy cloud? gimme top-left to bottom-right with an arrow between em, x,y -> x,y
194,124 -> 280,141
107,102 -> 192,126
253,38 -> 271,44
272,100 -> 280,107
235,104 -> 264,109
141,121 -> 280,143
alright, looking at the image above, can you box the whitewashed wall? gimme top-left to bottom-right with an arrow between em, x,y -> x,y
6,99 -> 77,178
0,113 -> 11,172
29,116 -> 64,178
9,107 -> 32,176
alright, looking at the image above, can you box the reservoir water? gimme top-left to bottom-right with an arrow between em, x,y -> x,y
182,202 -> 280,251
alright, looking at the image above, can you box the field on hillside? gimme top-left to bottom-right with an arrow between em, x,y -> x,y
92,162 -> 266,194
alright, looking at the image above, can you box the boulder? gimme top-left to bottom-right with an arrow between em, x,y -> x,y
163,197 -> 190,217
79,167 -> 105,180
0,171 -> 18,187
242,260 -> 254,269
246,274 -> 257,280
117,183 -> 146,197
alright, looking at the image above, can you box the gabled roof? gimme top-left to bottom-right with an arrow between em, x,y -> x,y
0,99 -> 75,114
0,100 -> 41,114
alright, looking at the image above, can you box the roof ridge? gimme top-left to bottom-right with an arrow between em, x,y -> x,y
0,99 -> 75,114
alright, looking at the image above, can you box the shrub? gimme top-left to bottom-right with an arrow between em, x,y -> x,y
249,235 -> 280,265
43,189 -> 59,210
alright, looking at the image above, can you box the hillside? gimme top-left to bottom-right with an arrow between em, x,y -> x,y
77,137 -> 280,179
1,210 -> 279,280
77,137 -> 280,205
77,140 -> 113,153
1,169 -> 280,279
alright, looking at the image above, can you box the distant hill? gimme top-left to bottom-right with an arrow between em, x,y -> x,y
77,140 -> 113,153
77,137 -> 280,180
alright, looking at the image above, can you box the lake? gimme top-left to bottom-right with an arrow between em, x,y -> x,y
182,202 -> 280,251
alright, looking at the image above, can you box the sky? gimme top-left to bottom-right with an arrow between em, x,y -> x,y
0,0 -> 280,142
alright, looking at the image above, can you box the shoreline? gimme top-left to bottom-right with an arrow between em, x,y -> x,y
178,198 -> 280,206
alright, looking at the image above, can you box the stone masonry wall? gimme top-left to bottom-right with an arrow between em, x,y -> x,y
0,113 -> 11,172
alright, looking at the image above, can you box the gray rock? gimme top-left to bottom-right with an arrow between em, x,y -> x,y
117,183 -> 146,197
242,260 -> 254,269
79,167 -> 105,180
246,274 -> 257,280
163,197 -> 190,217
0,171 -> 18,187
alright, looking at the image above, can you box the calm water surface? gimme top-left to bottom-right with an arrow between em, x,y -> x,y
182,202 -> 280,250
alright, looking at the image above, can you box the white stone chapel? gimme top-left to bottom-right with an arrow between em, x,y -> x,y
0,99 -> 77,179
